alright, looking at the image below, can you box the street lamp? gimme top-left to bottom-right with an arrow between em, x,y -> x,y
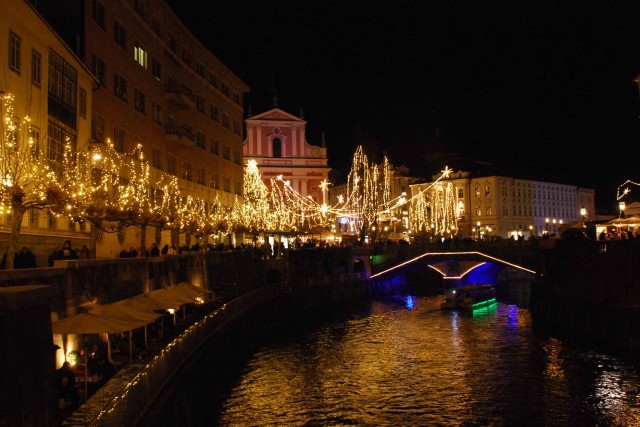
545,217 -> 549,234
580,207 -> 586,226
552,218 -> 557,235
619,201 -> 626,218
476,221 -> 481,240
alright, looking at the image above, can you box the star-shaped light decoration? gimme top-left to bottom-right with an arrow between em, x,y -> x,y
338,195 -> 344,204
319,179 -> 330,192
441,166 -> 452,178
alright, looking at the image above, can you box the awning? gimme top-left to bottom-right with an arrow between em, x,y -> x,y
52,313 -> 144,335
89,303 -> 162,323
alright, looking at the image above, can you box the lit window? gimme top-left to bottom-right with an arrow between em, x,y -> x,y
134,44 -> 147,68
181,161 -> 192,181
474,187 -> 480,198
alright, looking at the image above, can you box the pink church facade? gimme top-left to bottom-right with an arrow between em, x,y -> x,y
243,108 -> 331,203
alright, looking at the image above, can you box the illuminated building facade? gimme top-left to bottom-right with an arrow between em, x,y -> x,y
0,0 -> 96,266
35,0 -> 249,255
411,172 -> 595,239
243,108 -> 330,203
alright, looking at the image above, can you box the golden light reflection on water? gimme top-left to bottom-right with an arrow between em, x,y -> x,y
217,296 -> 640,426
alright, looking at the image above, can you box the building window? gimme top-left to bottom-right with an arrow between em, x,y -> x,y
29,127 -> 40,159
113,127 -> 125,153
48,49 -> 77,128
47,121 -> 71,165
79,88 -> 87,117
475,206 -> 481,217
91,0 -> 105,29
223,176 -> 230,192
91,114 -> 105,142
222,144 -> 230,160
221,83 -> 230,97
210,139 -> 219,155
182,50 -> 191,66
485,185 -> 491,197
114,21 -> 127,49
48,212 -> 57,228
196,96 -> 205,113
272,138 -> 282,158
234,181 -> 241,195
196,131 -> 205,149
196,61 -> 205,77
222,113 -> 229,129
152,148 -> 162,169
152,102 -> 162,124
167,156 -> 176,175
209,73 -> 218,88
233,92 -> 241,105
29,208 -> 39,226
210,172 -> 218,188
9,32 -> 21,73
91,54 -> 106,87
134,43 -> 147,68
457,188 -> 463,199
181,161 -> 192,181
134,89 -> 146,114
114,73 -> 127,101
210,105 -> 219,121
151,58 -> 161,80
169,35 -> 177,53
474,187 -> 480,198
196,167 -> 206,185
233,120 -> 241,135
486,207 -> 492,216
31,49 -> 41,85
234,150 -> 241,165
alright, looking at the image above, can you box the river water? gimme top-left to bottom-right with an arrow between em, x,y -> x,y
213,286 -> 640,426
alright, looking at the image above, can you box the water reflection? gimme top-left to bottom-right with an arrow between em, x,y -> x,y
215,296 -> 640,426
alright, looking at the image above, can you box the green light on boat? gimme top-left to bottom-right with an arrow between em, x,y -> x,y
472,298 -> 496,310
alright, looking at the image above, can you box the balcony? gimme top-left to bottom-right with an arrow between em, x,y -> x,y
164,84 -> 196,110
164,125 -> 195,148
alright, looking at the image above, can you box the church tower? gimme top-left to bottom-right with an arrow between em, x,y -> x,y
243,108 -> 331,203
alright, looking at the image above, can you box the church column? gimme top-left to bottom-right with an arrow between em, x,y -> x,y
257,125 -> 262,156
292,126 -> 298,157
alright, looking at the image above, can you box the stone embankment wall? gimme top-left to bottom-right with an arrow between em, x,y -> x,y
531,240 -> 640,355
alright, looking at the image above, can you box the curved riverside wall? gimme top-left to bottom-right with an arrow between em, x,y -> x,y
91,276 -> 393,426
531,239 -> 640,355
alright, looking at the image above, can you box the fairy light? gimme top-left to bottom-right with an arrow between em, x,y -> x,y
0,93 -> 66,268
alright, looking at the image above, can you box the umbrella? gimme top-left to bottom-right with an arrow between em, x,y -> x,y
89,303 -> 162,323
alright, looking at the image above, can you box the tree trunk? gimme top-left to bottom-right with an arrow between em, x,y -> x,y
5,205 -> 27,270
140,222 -> 147,255
89,224 -> 98,258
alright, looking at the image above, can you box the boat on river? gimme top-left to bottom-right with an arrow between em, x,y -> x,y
442,284 -> 496,310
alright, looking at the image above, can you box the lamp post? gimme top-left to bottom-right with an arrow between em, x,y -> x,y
619,201 -> 626,219
545,218 -> 549,234
552,218 -> 557,235
529,225 -> 533,239
580,207 -> 586,226
476,221 -> 481,240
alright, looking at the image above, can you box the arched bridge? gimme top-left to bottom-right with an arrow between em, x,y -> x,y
369,246 -> 537,287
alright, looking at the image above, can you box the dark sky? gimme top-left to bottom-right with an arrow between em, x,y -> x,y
168,1 -> 640,209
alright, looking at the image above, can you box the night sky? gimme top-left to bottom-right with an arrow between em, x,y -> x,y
167,1 -> 640,209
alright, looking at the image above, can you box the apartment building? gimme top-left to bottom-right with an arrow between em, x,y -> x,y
0,0 -> 96,266
35,0 -> 249,254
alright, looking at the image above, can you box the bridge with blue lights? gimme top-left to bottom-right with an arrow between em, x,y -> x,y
369,247 -> 537,289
